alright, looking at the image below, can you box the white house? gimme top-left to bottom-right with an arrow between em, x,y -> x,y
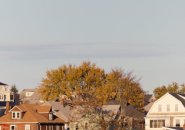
145,92 -> 185,130
0,82 -> 14,102
20,88 -> 44,104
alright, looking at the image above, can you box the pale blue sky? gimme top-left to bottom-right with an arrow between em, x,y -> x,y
0,0 -> 185,93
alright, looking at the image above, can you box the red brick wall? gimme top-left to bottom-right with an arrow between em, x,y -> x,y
0,123 -> 38,130
0,123 -> 64,130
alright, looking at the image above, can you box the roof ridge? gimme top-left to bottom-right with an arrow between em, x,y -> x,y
0,82 -> 7,85
170,93 -> 185,107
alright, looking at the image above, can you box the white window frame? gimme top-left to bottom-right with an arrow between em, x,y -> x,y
49,113 -> 53,120
175,104 -> 178,112
176,119 -> 180,127
0,94 -> 3,101
25,124 -> 30,130
10,94 -> 14,101
158,104 -> 162,112
167,104 -> 170,112
150,120 -> 165,128
10,125 -> 16,130
12,112 -> 21,119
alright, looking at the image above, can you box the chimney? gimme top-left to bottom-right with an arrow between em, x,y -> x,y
5,101 -> 10,114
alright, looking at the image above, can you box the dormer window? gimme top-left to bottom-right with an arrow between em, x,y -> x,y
12,112 -> 21,119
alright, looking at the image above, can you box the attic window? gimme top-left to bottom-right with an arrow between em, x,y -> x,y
167,104 -> 170,112
158,104 -> 162,112
175,104 -> 178,112
12,112 -> 21,119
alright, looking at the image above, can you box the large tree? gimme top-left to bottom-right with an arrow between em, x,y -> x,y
38,62 -> 144,130
11,84 -> 18,94
39,62 -> 106,101
153,82 -> 185,99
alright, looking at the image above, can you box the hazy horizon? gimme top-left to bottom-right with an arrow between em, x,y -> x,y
1,0 -> 185,93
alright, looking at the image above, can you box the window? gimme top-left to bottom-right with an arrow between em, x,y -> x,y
0,94 -> 3,100
17,112 -> 20,118
175,104 -> 178,112
12,112 -> 15,118
10,95 -> 14,101
167,104 -> 170,112
158,120 -> 165,127
10,125 -> 16,130
12,112 -> 21,119
150,120 -> 165,128
158,104 -> 162,112
25,125 -> 30,130
64,124 -> 68,130
176,119 -> 180,127
49,113 -> 53,120
4,95 -> 6,101
154,120 -> 157,128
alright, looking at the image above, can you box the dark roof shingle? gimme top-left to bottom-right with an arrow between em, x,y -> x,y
0,82 -> 7,85
170,93 -> 185,107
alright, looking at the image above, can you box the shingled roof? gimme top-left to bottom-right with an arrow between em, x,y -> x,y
0,82 -> 7,85
0,104 -> 64,124
47,102 -> 71,121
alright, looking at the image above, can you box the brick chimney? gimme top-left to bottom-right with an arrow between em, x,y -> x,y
5,101 -> 10,114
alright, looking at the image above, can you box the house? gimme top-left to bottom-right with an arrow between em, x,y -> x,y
0,104 -> 65,130
69,104 -> 144,130
0,82 -> 17,116
41,101 -> 72,129
0,82 -> 14,102
20,88 -> 43,104
144,94 -> 155,105
41,101 -> 96,130
106,100 -> 145,129
145,92 -> 185,130
144,101 -> 154,113
162,127 -> 184,130
143,94 -> 156,114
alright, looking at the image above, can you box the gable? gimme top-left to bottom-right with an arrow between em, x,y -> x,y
147,93 -> 185,114
10,106 -> 23,112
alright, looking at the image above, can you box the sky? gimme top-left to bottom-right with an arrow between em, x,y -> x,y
0,0 -> 185,93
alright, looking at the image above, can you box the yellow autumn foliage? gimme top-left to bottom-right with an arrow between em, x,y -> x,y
38,61 -> 144,108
